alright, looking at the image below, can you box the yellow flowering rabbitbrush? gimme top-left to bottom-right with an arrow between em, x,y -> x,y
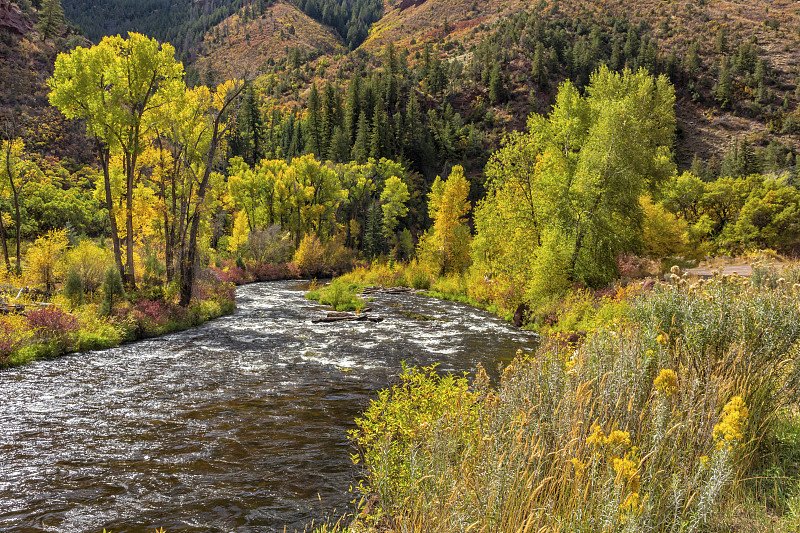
713,396 -> 749,449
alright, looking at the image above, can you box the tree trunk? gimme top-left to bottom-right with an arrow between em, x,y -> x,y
12,189 -> 21,273
4,142 -> 22,274
0,214 -> 10,271
97,140 -> 125,280
568,190 -> 604,282
124,151 -> 136,289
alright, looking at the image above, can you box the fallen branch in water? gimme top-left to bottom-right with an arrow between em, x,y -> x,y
361,286 -> 426,295
312,313 -> 384,324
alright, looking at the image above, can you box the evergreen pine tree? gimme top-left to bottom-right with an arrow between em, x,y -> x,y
685,42 -> 701,77
383,42 -> 398,111
344,76 -> 361,144
63,266 -> 83,308
623,27 -> 638,67
351,111 -> 370,163
370,98 -> 388,160
403,92 -> 423,168
609,39 -> 623,71
363,203 -> 383,257
321,82 -> 341,158
36,0 -> 64,40
100,266 -> 126,316
488,63 -> 503,105
328,125 -> 350,162
532,41 -> 546,90
715,26 -> 728,54
714,58 -> 734,109
304,82 -> 323,156
234,85 -> 263,165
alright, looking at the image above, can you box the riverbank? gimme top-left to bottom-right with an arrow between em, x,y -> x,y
316,263 -> 800,533
322,262 -> 627,334
1,253 -> 343,369
0,278 -> 236,369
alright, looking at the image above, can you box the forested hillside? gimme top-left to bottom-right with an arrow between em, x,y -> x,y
33,0 -> 800,173
62,0 -> 382,63
191,1 -> 344,84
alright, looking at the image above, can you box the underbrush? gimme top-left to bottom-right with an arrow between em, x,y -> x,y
345,267 -> 800,532
0,274 -> 236,369
208,258 -> 300,285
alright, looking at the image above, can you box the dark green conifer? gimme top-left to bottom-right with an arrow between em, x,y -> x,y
304,83 -> 323,157
63,266 -> 83,308
36,0 -> 63,40
100,267 -> 126,317
351,111 -> 370,163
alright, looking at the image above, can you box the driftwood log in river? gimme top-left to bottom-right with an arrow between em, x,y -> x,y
361,286 -> 426,295
312,312 -> 384,324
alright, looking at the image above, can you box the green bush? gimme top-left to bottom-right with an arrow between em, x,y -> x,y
63,266 -> 84,308
77,329 -> 121,351
306,280 -> 365,312
351,365 -> 479,513
410,270 -> 431,290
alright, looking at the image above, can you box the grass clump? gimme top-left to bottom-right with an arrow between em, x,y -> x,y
306,279 -> 366,312
348,269 -> 800,532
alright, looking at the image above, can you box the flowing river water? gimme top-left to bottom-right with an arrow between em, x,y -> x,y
0,281 -> 539,533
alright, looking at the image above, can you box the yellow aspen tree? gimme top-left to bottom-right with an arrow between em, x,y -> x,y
419,165 -> 471,275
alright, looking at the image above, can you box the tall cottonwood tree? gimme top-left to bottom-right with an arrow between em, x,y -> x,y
379,175 -> 409,242
175,80 -> 246,306
473,66 -> 676,303
49,32 -> 185,288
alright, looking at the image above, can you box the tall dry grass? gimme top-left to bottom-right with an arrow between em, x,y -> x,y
348,267 -> 800,532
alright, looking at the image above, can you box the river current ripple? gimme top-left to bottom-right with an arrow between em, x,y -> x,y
0,280 -> 538,532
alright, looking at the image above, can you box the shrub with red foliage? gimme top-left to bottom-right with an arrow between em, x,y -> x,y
209,260 -> 301,285
250,262 -> 295,281
134,299 -> 169,325
212,265 -> 250,285
0,322 -> 20,362
287,261 -> 301,278
594,287 -> 618,299
26,306 -> 79,337
616,253 -> 656,279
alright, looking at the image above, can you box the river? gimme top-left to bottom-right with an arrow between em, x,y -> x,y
0,281 -> 539,532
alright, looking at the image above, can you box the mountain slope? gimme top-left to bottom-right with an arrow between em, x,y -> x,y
360,0 -> 524,52
357,0 -> 800,166
0,0 -> 93,163
193,1 -> 345,82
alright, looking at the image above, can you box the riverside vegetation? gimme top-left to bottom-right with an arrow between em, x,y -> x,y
338,265 -> 800,532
